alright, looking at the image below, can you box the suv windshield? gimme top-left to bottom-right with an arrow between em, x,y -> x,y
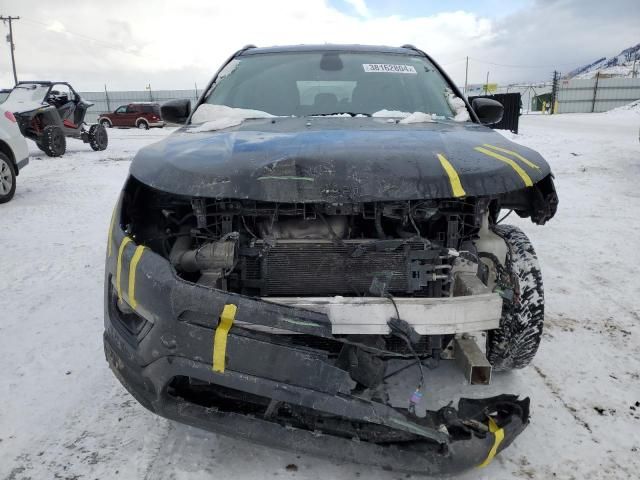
203,52 -> 459,118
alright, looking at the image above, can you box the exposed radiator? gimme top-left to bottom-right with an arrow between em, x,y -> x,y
242,240 -> 451,297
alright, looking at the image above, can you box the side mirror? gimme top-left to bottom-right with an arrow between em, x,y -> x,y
161,99 -> 191,124
471,98 -> 504,125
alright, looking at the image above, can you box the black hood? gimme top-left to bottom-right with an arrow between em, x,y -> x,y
130,117 -> 552,203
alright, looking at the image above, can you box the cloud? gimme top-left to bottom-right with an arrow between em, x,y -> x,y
45,20 -> 66,33
0,0 -> 636,90
343,0 -> 370,17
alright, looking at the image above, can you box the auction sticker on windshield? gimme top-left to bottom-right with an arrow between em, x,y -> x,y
363,64 -> 417,74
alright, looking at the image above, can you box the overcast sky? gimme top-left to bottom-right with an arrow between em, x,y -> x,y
0,0 -> 637,91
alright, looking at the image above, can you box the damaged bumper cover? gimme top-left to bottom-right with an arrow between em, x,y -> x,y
104,226 -> 530,475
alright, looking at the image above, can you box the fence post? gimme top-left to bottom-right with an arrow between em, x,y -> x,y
591,72 -> 600,113
104,84 -> 111,112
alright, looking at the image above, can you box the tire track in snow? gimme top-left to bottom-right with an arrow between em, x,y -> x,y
533,365 -> 593,434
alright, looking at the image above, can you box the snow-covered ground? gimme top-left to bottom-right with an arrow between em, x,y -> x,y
1,111 -> 639,479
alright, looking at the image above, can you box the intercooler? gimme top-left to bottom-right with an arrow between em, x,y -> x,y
241,240 -> 451,297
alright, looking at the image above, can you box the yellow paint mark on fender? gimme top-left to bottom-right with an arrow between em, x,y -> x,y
482,144 -> 540,169
475,147 -> 533,187
437,153 -> 466,198
128,245 -> 146,310
478,417 -> 505,468
213,304 -> 237,373
116,237 -> 132,301
107,206 -> 117,257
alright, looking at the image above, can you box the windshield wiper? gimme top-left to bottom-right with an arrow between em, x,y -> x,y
309,112 -> 372,117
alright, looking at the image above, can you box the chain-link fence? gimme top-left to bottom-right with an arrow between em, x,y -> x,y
464,83 -> 553,114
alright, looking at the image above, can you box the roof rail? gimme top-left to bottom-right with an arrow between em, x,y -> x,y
241,44 -> 257,50
401,44 -> 418,50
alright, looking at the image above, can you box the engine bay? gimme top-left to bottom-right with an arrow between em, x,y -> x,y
121,177 -> 495,299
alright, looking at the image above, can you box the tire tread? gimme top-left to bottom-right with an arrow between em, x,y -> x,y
486,224 -> 545,370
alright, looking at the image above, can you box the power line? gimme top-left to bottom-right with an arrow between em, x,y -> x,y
0,15 -> 20,85
20,17 -> 149,60
468,56 -> 586,69
440,58 -> 466,67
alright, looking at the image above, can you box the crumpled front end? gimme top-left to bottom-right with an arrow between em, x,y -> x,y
103,176 -> 533,475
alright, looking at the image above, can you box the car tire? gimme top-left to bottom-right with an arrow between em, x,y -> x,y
100,119 -> 112,128
485,224 -> 544,371
41,125 -> 66,157
35,142 -> 46,153
0,152 -> 17,203
137,120 -> 149,130
88,124 -> 108,151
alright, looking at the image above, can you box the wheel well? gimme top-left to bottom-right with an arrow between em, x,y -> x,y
136,118 -> 148,125
0,140 -> 17,175
99,117 -> 111,125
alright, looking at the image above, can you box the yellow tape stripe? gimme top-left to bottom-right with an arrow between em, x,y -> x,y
475,147 -> 533,187
478,417 -> 505,468
213,304 -> 237,373
116,237 -> 132,300
107,206 -> 116,257
128,246 -> 146,310
437,153 -> 466,198
482,144 -> 540,169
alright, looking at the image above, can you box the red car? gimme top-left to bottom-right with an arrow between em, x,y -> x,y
98,103 -> 164,129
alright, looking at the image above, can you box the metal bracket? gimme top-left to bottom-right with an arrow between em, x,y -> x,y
191,198 -> 208,229
454,337 -> 492,385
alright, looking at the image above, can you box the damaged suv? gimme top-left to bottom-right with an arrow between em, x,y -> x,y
104,44 -> 557,475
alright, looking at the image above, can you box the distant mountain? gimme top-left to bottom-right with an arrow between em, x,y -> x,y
566,43 -> 640,79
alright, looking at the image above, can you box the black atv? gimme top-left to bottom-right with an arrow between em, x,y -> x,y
4,81 -> 108,157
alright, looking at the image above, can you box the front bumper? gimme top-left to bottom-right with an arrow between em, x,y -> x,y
104,224 -> 529,475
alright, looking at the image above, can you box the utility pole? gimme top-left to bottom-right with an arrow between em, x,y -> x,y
463,56 -> 468,96
550,70 -> 560,115
0,16 -> 20,85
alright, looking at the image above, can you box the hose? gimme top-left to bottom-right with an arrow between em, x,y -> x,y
375,207 -> 387,239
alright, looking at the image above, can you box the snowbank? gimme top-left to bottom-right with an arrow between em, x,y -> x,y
372,110 -> 437,124
190,104 -> 274,132
399,112 -> 435,124
371,98 -> 469,123
606,99 -> 640,114
448,94 -> 470,122
372,109 -> 411,118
